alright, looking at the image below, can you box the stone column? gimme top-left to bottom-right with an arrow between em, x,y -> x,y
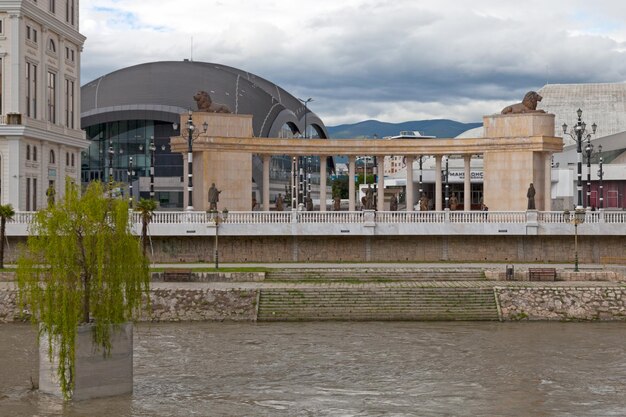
348,156 -> 356,211
405,155 -> 414,211
464,154 -> 472,211
435,155 -> 442,211
319,155 -> 327,211
377,155 -> 385,210
544,152 -> 552,211
262,154 -> 270,211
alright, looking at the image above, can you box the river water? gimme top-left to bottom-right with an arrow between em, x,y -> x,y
0,322 -> 624,417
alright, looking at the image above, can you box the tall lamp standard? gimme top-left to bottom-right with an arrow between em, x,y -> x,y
298,98 -> 313,205
562,109 -> 597,209
149,139 -> 156,200
127,156 -> 134,208
569,208 -> 586,272
444,156 -> 450,209
108,143 -> 115,186
418,155 -> 423,197
585,139 -> 594,209
597,145 -> 604,209
173,111 -> 208,211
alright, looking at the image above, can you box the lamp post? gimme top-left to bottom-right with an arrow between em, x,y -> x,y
562,109 -> 597,209
212,210 -> 228,269
173,111 -> 208,211
298,98 -> 313,206
373,156 -> 378,210
127,156 -> 134,208
444,156 -> 450,210
418,155 -> 423,197
107,142 -> 114,186
149,138 -> 156,200
597,145 -> 604,210
585,140 -> 593,209
569,208 -> 586,272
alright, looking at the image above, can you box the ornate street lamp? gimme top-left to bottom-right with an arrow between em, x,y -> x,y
173,111 -> 208,211
127,156 -> 134,208
563,109 -> 597,209
597,145 -> 604,209
210,210 -> 229,269
568,208 -> 586,272
585,140 -> 594,209
443,156 -> 450,209
297,98 -> 313,205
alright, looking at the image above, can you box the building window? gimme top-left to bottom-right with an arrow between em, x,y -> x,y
0,57 -> 3,116
50,149 -> 55,164
33,146 -> 37,161
49,0 -> 55,13
27,25 -> 38,43
26,145 -> 31,160
47,71 -> 56,123
71,153 -> 74,167
26,178 -> 31,211
26,62 -> 37,118
33,178 -> 37,209
65,0 -> 75,25
0,19 -> 4,35
65,79 -> 74,128
66,152 -> 69,166
65,46 -> 75,62
48,38 -> 56,53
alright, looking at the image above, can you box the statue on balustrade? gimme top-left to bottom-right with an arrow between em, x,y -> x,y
333,195 -> 341,211
208,183 -> 221,211
390,194 -> 398,211
419,194 -> 429,211
527,183 -> 536,210
275,194 -> 284,211
305,196 -> 314,211
365,184 -> 375,210
449,194 -> 458,211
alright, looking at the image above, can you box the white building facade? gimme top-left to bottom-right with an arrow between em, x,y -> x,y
0,0 -> 87,210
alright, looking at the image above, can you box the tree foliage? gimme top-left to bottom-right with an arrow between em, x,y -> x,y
136,198 -> 157,257
16,180 -> 150,399
0,203 -> 15,268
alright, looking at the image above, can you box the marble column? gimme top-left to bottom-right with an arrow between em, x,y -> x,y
405,155 -> 414,211
464,154 -> 472,211
544,152 -> 552,211
348,156 -> 356,211
377,155 -> 385,210
435,155 -> 442,211
262,154 -> 270,211
319,156 -> 328,211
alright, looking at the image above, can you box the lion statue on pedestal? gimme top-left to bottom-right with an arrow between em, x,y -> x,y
500,91 -> 545,115
193,91 -> 231,113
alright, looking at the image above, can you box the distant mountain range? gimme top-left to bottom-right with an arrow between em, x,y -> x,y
326,119 -> 482,139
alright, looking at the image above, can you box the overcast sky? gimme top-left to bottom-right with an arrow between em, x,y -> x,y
81,0 -> 626,125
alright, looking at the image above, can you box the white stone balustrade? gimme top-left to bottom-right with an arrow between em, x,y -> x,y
5,210 -> 626,237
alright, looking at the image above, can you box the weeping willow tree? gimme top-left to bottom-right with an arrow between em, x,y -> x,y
16,179 -> 150,399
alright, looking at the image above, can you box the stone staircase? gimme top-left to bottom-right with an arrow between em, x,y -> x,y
257,286 -> 499,321
265,269 -> 487,282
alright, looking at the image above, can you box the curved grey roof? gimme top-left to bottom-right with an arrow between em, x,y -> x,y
538,83 -> 626,143
81,60 -> 328,138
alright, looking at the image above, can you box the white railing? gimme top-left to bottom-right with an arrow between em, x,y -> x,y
8,210 -> 626,227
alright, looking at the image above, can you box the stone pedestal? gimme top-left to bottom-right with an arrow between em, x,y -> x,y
39,323 -> 133,400
482,113 -> 559,211
183,113 -> 253,212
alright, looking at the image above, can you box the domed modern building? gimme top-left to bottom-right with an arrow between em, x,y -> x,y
80,60 -> 329,208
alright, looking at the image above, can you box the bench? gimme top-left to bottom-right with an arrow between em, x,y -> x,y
162,268 -> 193,282
528,268 -> 557,282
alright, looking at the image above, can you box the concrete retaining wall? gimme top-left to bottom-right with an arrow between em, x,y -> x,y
3,235 -> 626,263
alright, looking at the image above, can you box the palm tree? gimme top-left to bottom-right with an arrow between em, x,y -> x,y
0,204 -> 15,269
136,198 -> 157,256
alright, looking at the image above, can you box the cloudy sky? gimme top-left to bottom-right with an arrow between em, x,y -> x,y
81,0 -> 626,125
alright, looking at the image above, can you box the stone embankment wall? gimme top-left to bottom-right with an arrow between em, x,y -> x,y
496,287 -> 626,321
147,286 -> 258,321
